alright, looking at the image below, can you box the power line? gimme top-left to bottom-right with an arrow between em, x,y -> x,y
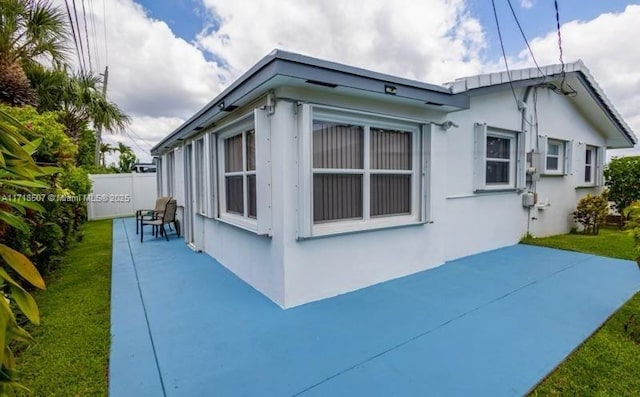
505,0 -> 544,77
81,0 -> 93,71
103,0 -> 109,67
88,0 -> 101,71
554,0 -> 566,89
63,0 -> 84,74
71,0 -> 88,73
491,0 -> 519,109
123,130 -> 153,155
126,128 -> 155,150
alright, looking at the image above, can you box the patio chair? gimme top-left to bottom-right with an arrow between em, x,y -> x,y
136,196 -> 172,234
140,199 -> 179,242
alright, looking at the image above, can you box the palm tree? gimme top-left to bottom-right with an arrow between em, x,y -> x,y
116,142 -> 136,172
99,142 -> 114,167
27,65 -> 130,163
0,0 -> 68,105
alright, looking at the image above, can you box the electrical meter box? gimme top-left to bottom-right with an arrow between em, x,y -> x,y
522,192 -> 536,208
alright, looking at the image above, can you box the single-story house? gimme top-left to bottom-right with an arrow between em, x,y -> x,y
151,50 -> 637,308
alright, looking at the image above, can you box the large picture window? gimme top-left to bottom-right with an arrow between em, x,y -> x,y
308,111 -> 422,234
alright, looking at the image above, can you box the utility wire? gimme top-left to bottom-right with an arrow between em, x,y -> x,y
103,0 -> 109,67
88,0 -> 101,71
63,0 -> 84,74
81,0 -> 93,71
71,0 -> 88,73
554,0 -> 566,87
491,0 -> 519,109
123,131 -> 153,154
126,128 -> 155,150
505,0 -> 544,77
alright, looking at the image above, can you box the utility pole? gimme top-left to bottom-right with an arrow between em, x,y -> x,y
95,65 -> 109,165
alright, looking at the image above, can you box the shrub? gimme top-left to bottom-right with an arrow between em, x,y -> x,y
623,201 -> 640,266
604,156 -> 640,216
0,104 -> 76,165
573,193 -> 609,235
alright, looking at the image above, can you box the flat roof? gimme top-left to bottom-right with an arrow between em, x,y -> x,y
151,50 -> 469,155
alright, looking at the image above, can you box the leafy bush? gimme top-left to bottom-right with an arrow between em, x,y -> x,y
604,156 -> 640,215
0,105 -> 91,274
623,201 -> 640,266
573,193 -> 609,235
0,109 -> 48,394
0,105 -> 76,165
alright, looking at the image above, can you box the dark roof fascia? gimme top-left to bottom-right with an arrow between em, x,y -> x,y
151,50 -> 469,155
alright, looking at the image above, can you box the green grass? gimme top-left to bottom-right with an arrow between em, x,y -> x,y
521,228 -> 637,261
16,219 -> 112,396
523,227 -> 640,397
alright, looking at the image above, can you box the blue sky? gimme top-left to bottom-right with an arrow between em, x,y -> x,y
89,0 -> 640,161
137,0 -> 634,65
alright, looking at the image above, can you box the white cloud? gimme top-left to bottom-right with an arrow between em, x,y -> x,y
51,0 -> 640,163
52,0 -> 230,159
196,0 -> 486,84
513,4 -> 640,154
520,0 -> 535,9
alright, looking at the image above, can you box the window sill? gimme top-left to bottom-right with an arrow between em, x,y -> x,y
540,173 -> 566,177
301,216 -> 427,240
575,185 -> 599,189
473,188 -> 518,195
216,214 -> 262,235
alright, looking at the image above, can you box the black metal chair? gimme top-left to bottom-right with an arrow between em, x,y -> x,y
140,199 -> 179,242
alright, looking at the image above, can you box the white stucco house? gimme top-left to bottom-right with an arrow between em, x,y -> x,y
151,50 -> 636,308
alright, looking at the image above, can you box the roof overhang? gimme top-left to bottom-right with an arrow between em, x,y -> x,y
446,61 -> 637,149
151,50 -> 470,155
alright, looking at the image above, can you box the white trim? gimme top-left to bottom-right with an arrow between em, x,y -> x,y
483,128 -> 517,190
255,108 -> 272,236
544,138 -> 565,175
216,114 -> 260,232
298,105 -> 424,238
297,103 -> 313,238
584,145 -> 597,186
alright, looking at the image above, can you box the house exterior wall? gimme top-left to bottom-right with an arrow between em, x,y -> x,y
157,84 -> 612,309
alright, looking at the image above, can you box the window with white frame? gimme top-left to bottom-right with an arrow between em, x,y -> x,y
166,151 -> 175,196
485,131 -> 516,188
301,106 -> 425,236
585,145 -> 596,184
545,139 -> 565,174
220,127 -> 257,220
194,138 -> 206,214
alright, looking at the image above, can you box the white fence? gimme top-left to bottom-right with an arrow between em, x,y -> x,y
88,173 -> 157,220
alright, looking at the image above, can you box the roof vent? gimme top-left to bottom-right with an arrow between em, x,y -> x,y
306,80 -> 338,88
218,101 -> 239,112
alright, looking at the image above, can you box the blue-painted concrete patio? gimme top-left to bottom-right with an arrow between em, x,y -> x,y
110,218 -> 640,397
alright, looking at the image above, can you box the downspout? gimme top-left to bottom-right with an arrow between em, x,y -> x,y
520,86 -> 534,236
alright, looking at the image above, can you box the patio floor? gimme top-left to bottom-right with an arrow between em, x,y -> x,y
110,217 -> 640,397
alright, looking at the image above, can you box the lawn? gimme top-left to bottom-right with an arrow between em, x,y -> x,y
523,228 -> 640,396
16,219 -> 112,396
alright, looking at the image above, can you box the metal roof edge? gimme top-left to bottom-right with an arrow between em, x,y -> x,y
444,61 -> 637,147
151,50 -> 467,155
